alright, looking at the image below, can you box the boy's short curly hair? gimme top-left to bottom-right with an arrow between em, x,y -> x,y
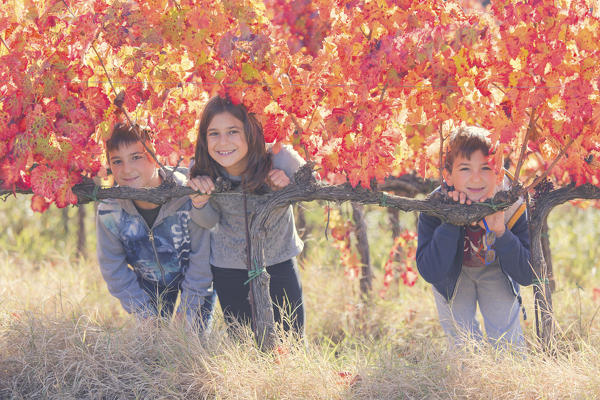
105,123 -> 153,160
444,126 -> 492,172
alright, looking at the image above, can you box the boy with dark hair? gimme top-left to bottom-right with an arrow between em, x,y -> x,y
416,126 -> 533,348
96,123 -> 215,327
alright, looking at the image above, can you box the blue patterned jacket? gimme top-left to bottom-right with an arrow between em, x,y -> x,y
96,169 -> 214,320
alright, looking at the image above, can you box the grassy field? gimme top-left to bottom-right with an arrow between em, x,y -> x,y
1,197 -> 600,399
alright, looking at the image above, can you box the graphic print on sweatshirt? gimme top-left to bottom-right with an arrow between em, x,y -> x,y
463,225 -> 487,268
100,205 -> 192,285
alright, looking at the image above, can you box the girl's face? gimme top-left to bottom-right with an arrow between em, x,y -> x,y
206,112 -> 249,176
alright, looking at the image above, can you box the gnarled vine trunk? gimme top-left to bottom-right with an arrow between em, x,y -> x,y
295,204 -> 308,260
541,215 -> 555,292
528,183 -> 600,349
529,211 -> 555,350
351,202 -> 372,296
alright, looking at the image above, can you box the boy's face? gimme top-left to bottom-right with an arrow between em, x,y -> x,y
444,149 -> 497,202
108,141 -> 161,189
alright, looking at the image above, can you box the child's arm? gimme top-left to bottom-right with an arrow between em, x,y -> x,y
267,169 -> 290,190
178,221 -> 213,326
493,212 -> 533,285
271,145 -> 305,179
188,176 -> 219,229
266,144 -> 306,190
416,212 -> 463,284
96,213 -> 153,316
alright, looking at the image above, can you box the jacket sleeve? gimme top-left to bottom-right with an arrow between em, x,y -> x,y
178,220 -> 213,326
96,211 -> 152,315
189,200 -> 220,229
416,212 -> 463,284
271,144 -> 306,180
493,212 -> 533,286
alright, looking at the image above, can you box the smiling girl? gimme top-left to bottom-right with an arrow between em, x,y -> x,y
188,96 -> 305,335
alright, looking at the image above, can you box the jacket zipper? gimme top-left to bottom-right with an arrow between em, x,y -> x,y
147,229 -> 166,284
135,204 -> 167,285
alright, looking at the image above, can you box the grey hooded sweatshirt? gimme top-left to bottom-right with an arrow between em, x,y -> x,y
96,168 -> 213,322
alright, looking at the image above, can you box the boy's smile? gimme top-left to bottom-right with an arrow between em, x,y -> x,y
444,149 -> 497,202
206,112 -> 249,177
108,141 -> 161,190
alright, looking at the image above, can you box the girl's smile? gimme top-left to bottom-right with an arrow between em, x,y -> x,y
206,112 -> 249,176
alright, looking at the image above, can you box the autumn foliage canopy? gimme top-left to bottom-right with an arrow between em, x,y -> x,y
1,0 -> 600,212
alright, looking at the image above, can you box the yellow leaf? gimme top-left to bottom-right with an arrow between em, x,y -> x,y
508,71 -> 520,87
241,63 -> 261,82
518,47 -> 528,63
408,134 -> 424,151
558,25 -> 567,42
214,70 -> 226,81
453,48 -> 468,74
99,121 -> 112,140
344,133 -> 355,150
581,56 -> 596,81
576,27 -> 596,52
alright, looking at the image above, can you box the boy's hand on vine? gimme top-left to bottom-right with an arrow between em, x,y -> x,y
447,190 -> 472,205
477,195 -> 506,237
188,176 -> 215,208
267,169 -> 290,190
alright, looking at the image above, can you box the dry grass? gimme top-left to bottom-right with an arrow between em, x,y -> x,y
1,203 -> 600,399
1,247 -> 600,400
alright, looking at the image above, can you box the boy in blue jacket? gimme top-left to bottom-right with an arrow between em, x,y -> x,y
416,126 -> 533,348
96,123 -> 215,328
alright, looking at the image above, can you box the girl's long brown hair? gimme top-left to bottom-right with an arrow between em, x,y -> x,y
190,96 -> 272,193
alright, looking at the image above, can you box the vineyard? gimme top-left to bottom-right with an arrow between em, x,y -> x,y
2,0 -> 600,397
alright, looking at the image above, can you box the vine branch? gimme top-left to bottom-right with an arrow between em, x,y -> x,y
0,165 -> 517,226
0,35 -> 9,52
513,107 -> 536,184
526,136 -> 575,192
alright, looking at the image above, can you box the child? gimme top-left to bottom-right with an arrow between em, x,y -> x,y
188,96 -> 305,335
96,123 -> 215,327
416,126 -> 533,348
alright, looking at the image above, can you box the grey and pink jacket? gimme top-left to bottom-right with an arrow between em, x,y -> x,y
96,169 -> 213,322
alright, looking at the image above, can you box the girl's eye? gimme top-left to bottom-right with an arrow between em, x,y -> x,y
459,167 -> 470,172
228,130 -> 239,135
207,131 -> 219,137
111,160 -> 122,165
132,155 -> 143,161
482,166 -> 492,171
